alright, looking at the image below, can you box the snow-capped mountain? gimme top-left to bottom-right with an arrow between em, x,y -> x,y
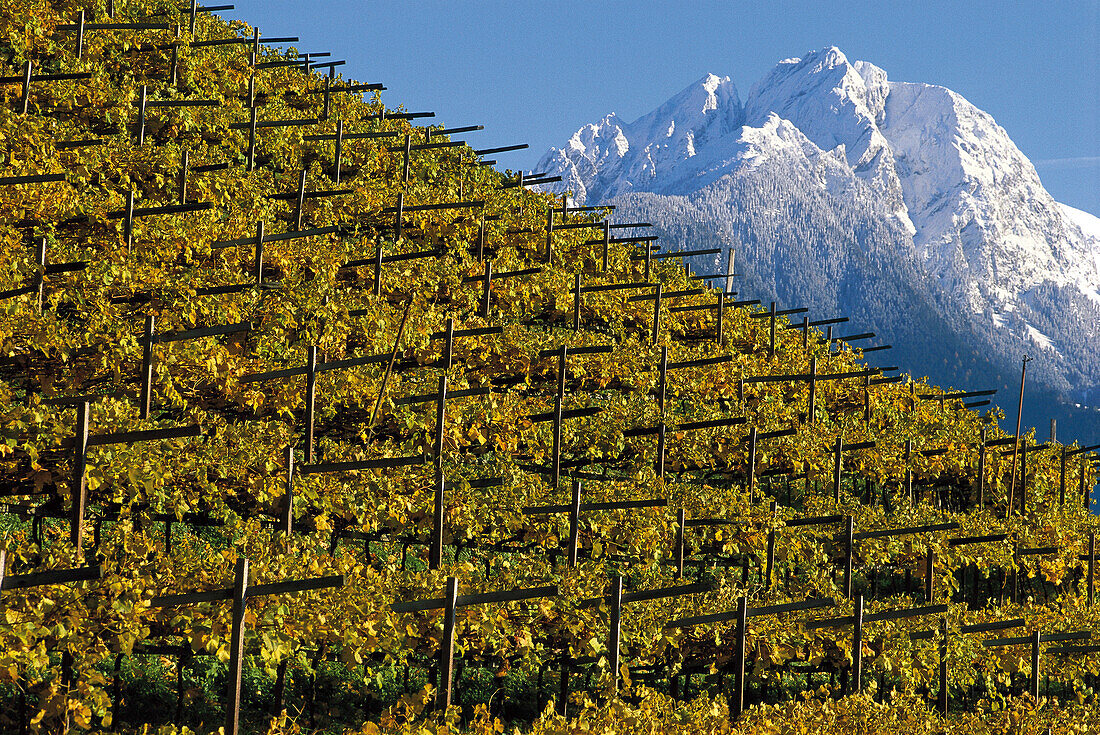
537,48 -> 1100,442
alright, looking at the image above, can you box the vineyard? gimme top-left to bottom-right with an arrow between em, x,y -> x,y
1,1 -> 1099,733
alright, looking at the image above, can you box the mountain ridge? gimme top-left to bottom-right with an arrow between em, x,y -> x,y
536,47 -> 1100,443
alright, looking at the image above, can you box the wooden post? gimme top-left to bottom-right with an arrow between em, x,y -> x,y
225,557 -> 249,735
609,575 -> 623,691
768,301 -> 777,360
905,439 -> 913,504
250,28 -> 260,66
140,314 -> 155,419
652,283 -> 662,344
573,273 -> 581,331
438,577 -> 458,712
429,469 -> 445,570
731,596 -> 748,718
1030,628 -> 1040,701
851,594 -> 864,694
765,500 -> 776,590
333,119 -> 344,183
71,402 -> 90,558
657,421 -> 666,479
373,241 -> 383,296
247,105 -> 258,170
552,346 -> 565,488
76,10 -> 85,59
189,0 -> 198,35
19,60 -> 31,115
716,290 -> 725,345
480,261 -> 492,318
430,374 -> 447,569
178,149 -> 189,204
273,660 -> 288,715
1060,447 -> 1067,506
1008,355 -> 1030,516
1089,532 -> 1095,607
253,221 -> 265,284
833,436 -> 843,501
863,376 -> 871,423
937,617 -> 948,716
644,246 -> 652,282
800,316 -> 809,350
137,85 -> 148,145
978,429 -> 987,507
747,427 -> 758,503
477,214 -> 486,262
807,357 -> 817,425
925,547 -> 935,603
675,508 -> 685,578
295,170 -> 306,230
394,191 -> 404,239
443,318 -> 454,372
545,206 -> 554,265
34,237 -> 46,313
124,190 -> 135,252
602,220 -> 610,272
559,653 -> 569,716
402,134 -> 411,183
305,347 -> 317,464
280,447 -> 294,536
843,515 -> 854,599
658,346 -> 667,413
724,247 -> 735,297
1050,418 -> 1057,443
1019,438 -> 1028,515
568,480 -> 581,567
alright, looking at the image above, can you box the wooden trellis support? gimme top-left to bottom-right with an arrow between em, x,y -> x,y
669,509 -> 736,578
0,237 -> 87,310
523,480 -> 666,567
268,170 -> 353,229
806,599 -> 948,695
829,437 -> 876,501
577,577 -> 712,691
60,403 -> 202,560
392,578 -> 557,712
740,362 -> 878,425
982,628 -> 1091,701
229,112 -> 318,170
150,558 -> 342,735
385,135 -> 468,182
105,194 -> 213,252
181,2 -> 236,35
541,217 -> 603,266
624,415 -> 746,479
0,62 -> 91,114
138,316 -> 252,418
463,264 -> 542,316
749,303 -> 808,359
666,596 -> 834,718
743,427 -> 798,502
1065,443 -> 1099,509
177,151 -> 229,204
132,86 -> 219,144
784,514 -> 852,597
304,125 -> 398,183
58,12 -> 171,59
662,353 -> 734,411
380,197 -> 484,240
852,521 -> 959,601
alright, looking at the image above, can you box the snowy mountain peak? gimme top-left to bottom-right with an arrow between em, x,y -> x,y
535,50 -> 1100,417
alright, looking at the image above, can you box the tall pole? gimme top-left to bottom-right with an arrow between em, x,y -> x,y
1007,355 -> 1031,515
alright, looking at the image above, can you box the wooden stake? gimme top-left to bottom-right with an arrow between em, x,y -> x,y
280,447 -> 294,536
608,575 -> 623,691
304,346 -> 317,463
225,557 -> 249,735
843,515 -> 853,599
652,283 -> 662,344
438,577 -> 458,712
807,357 -> 817,425
833,435 -> 843,501
925,547 -> 935,603
137,85 -> 148,145
295,170 -> 306,230
731,596 -> 748,718
178,149 -> 189,204
851,594 -> 864,693
675,508 -> 685,578
568,480 -> 581,567
552,345 -> 566,488
19,60 -> 31,115
139,314 -> 155,419
333,119 -> 344,183
573,273 -> 581,331
480,261 -> 492,318
747,427 -> 758,503
70,402 -> 90,559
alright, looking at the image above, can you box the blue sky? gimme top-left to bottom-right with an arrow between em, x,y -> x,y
218,1 -> 1099,215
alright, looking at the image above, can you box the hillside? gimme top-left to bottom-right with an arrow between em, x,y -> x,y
535,53 -> 1100,447
0,3 -> 1099,735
